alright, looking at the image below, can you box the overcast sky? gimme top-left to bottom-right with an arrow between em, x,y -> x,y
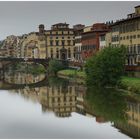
0,1 -> 139,40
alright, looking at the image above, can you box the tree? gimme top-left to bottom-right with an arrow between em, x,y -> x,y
85,46 -> 126,87
47,59 -> 65,76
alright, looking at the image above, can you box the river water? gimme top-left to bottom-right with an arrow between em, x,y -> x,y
0,72 -> 139,138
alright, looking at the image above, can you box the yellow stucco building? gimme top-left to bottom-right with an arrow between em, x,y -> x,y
106,6 -> 140,66
46,23 -> 75,60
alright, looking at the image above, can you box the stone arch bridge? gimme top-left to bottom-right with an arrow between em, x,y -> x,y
0,57 -> 83,71
0,57 -> 50,70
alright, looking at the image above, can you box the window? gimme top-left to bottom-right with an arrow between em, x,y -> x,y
67,40 -> 71,46
127,47 -> 129,53
73,41 -> 75,46
123,36 -> 125,40
133,35 -> 136,39
56,40 -> 59,46
56,48 -> 59,58
134,45 -> 136,53
62,40 -> 65,46
100,35 -> 105,41
68,48 -> 71,58
130,46 -> 133,53
134,57 -> 137,64
51,48 -> 53,58
138,45 -> 140,54
50,40 -> 53,46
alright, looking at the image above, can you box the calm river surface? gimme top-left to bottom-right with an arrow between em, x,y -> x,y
0,72 -> 139,138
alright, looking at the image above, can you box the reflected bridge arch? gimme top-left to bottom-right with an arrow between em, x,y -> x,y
0,75 -> 49,90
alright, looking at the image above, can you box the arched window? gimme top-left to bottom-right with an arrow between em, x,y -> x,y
68,48 -> 71,58
51,48 -> 53,58
56,48 -> 59,59
127,58 -> 130,65
33,47 -> 39,58
73,47 -> 76,59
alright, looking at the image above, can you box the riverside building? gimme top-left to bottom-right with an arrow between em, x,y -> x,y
81,23 -> 109,60
73,24 -> 85,62
46,23 -> 75,60
105,5 -> 140,73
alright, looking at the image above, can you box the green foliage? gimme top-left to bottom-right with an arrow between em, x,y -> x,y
85,86 -> 127,123
48,76 -> 69,87
85,46 -> 126,87
58,69 -> 86,79
48,59 -> 65,76
26,63 -> 46,75
119,76 -> 140,94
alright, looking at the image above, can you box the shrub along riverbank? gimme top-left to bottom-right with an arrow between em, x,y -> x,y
57,69 -> 140,94
119,76 -> 140,94
58,69 -> 86,79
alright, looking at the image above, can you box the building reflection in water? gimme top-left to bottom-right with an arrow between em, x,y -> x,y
41,79 -> 77,117
3,72 -> 140,138
114,98 -> 140,138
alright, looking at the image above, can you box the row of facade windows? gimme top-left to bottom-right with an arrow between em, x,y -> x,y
49,96 -> 76,102
50,48 -> 73,59
127,45 -> 140,54
112,21 -> 140,33
112,36 -> 119,42
47,31 -> 74,35
82,33 -> 96,40
49,40 -> 75,46
120,34 -> 140,40
49,36 -> 74,39
127,56 -> 139,66
120,22 -> 140,33
112,34 -> 140,42
75,38 -> 82,44
49,87 -> 73,94
81,45 -> 96,51
74,46 -> 81,52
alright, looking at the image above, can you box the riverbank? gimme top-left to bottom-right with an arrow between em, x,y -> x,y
119,76 -> 140,94
58,69 -> 140,94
